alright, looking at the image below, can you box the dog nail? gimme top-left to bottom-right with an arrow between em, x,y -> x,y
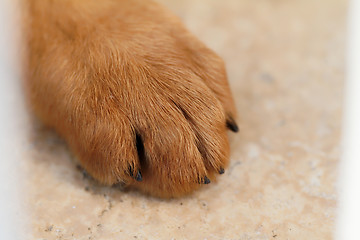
219,167 -> 225,174
203,176 -> 211,184
128,165 -> 142,181
226,118 -> 239,132
135,170 -> 142,181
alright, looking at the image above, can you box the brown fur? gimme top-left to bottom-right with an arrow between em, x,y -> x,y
23,0 -> 237,198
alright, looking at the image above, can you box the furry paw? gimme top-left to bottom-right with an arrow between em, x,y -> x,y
25,0 -> 237,197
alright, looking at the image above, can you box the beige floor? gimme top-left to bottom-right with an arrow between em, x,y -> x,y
24,0 -> 347,239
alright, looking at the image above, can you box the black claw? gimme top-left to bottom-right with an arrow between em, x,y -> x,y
128,165 -> 142,181
203,176 -> 211,184
219,167 -> 225,174
135,170 -> 142,182
226,117 -> 239,132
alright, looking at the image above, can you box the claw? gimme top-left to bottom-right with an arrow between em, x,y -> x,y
203,176 -> 211,184
219,167 -> 225,174
128,165 -> 142,181
135,170 -> 142,182
226,117 -> 239,132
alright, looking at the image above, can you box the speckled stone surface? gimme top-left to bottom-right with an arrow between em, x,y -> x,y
24,0 -> 347,239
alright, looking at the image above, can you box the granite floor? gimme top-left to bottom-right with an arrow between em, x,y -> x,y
24,0 -> 347,239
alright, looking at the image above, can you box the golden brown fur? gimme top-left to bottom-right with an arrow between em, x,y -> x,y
23,0 -> 237,198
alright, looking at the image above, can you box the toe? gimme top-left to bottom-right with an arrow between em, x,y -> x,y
131,100 -> 210,197
70,115 -> 141,185
168,78 -> 230,174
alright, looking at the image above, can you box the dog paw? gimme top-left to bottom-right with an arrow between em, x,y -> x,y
26,0 -> 237,197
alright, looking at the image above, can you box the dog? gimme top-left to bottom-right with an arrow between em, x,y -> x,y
22,0 -> 238,198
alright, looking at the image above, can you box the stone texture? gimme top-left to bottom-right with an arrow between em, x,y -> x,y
24,0 -> 347,239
